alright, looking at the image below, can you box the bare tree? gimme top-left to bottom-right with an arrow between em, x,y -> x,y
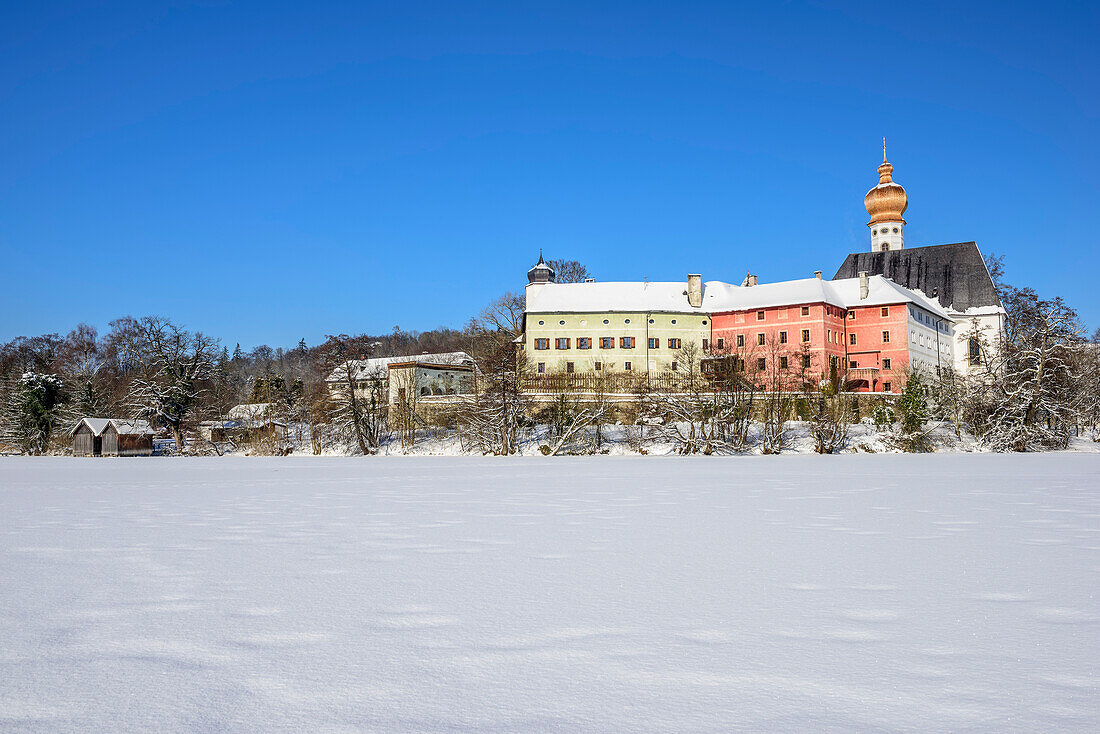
757,335 -> 793,454
455,355 -> 526,455
809,381 -> 853,454
320,334 -> 387,455
547,259 -> 592,284
114,316 -> 220,452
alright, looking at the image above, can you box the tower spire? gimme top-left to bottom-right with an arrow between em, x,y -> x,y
882,137 -> 887,163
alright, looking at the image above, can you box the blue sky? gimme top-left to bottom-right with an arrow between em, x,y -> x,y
1,1 -> 1097,348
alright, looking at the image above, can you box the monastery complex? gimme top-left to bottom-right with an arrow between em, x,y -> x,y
521,148 -> 1005,394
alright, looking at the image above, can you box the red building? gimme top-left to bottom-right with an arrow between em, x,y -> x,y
704,272 -> 952,393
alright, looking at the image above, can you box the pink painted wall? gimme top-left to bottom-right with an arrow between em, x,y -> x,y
709,300 -> 912,393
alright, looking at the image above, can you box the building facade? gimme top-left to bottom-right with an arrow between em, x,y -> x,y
519,148 -> 1003,393
523,268 -> 711,375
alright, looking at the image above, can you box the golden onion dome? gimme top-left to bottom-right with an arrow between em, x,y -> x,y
864,150 -> 907,225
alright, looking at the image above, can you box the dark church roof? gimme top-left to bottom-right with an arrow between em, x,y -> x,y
832,242 -> 1001,312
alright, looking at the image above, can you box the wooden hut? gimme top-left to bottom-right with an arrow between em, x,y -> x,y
71,418 -> 155,457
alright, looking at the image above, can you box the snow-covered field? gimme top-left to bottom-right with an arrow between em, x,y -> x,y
2,456 -> 1098,732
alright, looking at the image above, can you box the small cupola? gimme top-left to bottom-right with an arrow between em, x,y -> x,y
527,251 -> 556,284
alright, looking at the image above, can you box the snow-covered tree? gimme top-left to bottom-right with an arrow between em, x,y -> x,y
980,288 -> 1082,451
115,317 -> 220,452
2,372 -> 69,455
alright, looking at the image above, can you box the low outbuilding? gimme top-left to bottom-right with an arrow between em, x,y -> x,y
71,418 -> 155,457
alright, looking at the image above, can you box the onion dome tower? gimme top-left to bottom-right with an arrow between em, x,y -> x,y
527,251 -> 556,284
864,140 -> 908,252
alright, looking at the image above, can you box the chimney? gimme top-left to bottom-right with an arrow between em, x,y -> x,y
858,271 -> 869,300
814,270 -> 822,279
746,274 -> 757,287
687,274 -> 702,308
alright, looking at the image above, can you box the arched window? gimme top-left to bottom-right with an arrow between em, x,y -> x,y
880,243 -> 889,252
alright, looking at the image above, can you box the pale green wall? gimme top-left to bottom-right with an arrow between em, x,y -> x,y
523,311 -> 711,374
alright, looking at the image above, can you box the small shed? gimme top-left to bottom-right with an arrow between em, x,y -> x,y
71,418 -> 155,457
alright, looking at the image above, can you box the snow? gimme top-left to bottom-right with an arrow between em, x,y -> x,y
526,281 -> 706,314
2,455 -> 1098,731
69,417 -> 154,437
526,276 -> 951,319
227,404 -> 273,421
327,352 -> 476,382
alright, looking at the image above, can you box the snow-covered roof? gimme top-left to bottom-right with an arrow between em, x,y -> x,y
228,403 -> 272,421
326,352 -> 475,382
705,275 -> 952,319
526,275 -> 951,320
526,281 -> 706,314
70,418 -> 154,437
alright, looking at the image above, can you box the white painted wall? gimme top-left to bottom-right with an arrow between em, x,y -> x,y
870,221 -> 905,252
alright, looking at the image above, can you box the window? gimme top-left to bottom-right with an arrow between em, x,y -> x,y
601,337 -> 614,349
534,338 -> 549,350
702,338 -> 709,350
848,311 -> 856,320
849,333 -> 857,345
969,337 -> 982,365
802,355 -> 811,368
757,333 -> 765,346
671,361 -> 678,371
624,361 -> 632,371
734,358 -> 745,372
668,338 -> 681,349
559,320 -> 566,325
538,320 -> 544,325
801,306 -> 810,316
594,361 -> 602,371
620,337 -> 635,349
537,362 -> 545,373
555,338 -> 570,350
757,357 -> 766,371
648,337 -> 659,349
624,318 -> 631,324
779,331 -> 788,344
578,337 -> 592,350
757,310 -> 765,321
882,330 -> 890,343
801,329 -> 810,343
881,306 -> 889,317
883,382 -> 892,392
734,335 -> 742,347
850,360 -> 858,368
648,318 -> 654,324
603,319 -> 609,325
883,358 -> 891,370
779,355 -> 788,370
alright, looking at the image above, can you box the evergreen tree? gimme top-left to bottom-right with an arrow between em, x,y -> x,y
4,372 -> 69,455
895,370 -> 931,452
